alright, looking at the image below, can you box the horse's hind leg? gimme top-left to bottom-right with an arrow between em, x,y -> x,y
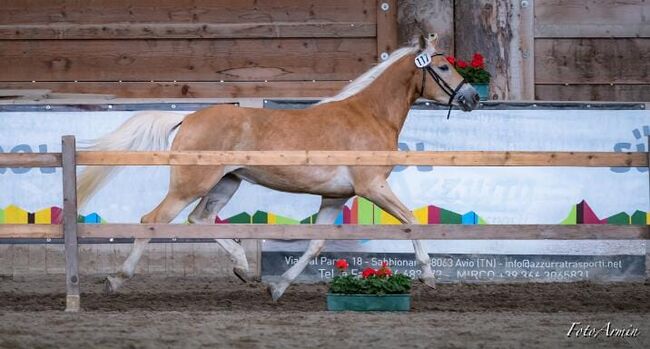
188,174 -> 251,282
267,197 -> 349,301
355,178 -> 437,288
105,166 -> 224,293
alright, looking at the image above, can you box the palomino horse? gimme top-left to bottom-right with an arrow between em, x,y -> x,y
78,33 -> 479,300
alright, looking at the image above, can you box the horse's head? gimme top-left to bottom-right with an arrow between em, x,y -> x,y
415,33 -> 480,112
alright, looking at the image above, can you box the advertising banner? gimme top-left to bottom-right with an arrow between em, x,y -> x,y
0,102 -> 647,282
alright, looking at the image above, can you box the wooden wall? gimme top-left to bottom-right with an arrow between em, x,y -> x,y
1,0 -> 648,101
450,0 -> 648,102
534,0 -> 649,101
0,0 -> 397,98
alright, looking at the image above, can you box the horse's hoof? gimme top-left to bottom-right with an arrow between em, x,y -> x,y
267,282 -> 284,302
104,276 -> 119,294
419,276 -> 437,289
233,267 -> 251,283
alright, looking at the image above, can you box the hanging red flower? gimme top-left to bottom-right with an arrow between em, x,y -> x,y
446,56 -> 456,65
456,60 -> 468,68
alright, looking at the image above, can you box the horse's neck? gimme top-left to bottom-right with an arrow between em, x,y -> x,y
350,56 -> 419,133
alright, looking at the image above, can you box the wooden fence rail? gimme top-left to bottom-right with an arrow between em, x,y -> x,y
1,150 -> 647,167
0,135 -> 649,311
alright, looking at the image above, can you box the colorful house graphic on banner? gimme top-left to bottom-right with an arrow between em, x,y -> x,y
1,199 -> 648,226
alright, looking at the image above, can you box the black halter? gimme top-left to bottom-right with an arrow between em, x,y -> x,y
419,53 -> 467,119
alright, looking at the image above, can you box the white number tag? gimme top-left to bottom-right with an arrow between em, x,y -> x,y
414,52 -> 431,68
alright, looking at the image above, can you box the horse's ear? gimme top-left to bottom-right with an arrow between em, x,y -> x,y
428,33 -> 439,48
418,34 -> 427,50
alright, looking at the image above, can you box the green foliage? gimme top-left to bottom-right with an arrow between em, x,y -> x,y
329,274 -> 412,295
457,66 -> 491,84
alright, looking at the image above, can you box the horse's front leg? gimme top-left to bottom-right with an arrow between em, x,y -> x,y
267,197 -> 349,301
356,178 -> 436,288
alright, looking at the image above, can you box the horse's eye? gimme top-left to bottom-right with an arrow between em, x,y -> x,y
438,65 -> 449,71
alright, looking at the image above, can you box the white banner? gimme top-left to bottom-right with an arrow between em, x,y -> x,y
1,106 -> 648,256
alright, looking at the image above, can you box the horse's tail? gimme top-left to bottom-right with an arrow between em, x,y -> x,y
77,111 -> 186,208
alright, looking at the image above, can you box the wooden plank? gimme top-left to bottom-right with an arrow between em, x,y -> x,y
1,22 -> 376,40
0,224 -> 62,238
0,150 -> 647,168
12,245 -> 30,275
397,0 -> 454,53
27,244 -> 47,274
45,244 -> 65,274
536,84 -> 650,102
0,153 -> 61,168
0,0 -> 377,25
78,223 -> 650,240
535,0 -> 648,28
535,39 -> 650,84
0,38 -> 377,82
62,135 -> 80,312
0,81 -> 348,98
0,89 -> 50,98
517,0 -> 534,100
536,24 -> 650,39
74,150 -> 648,167
0,245 -> 13,275
376,0 -> 398,60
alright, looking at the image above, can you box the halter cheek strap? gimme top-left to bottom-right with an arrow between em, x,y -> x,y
418,53 -> 467,119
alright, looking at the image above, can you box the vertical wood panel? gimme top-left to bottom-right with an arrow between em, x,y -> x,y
0,245 -> 13,275
376,0 -> 398,59
45,244 -> 65,274
28,245 -> 47,274
12,245 -> 30,275
147,243 -> 167,274
517,0 -> 535,100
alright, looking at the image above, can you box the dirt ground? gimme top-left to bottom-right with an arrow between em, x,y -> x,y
0,275 -> 648,349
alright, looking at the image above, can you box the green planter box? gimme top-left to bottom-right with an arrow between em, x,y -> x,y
327,293 -> 411,312
473,83 -> 489,100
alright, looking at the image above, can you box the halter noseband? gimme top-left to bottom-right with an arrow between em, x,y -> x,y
417,52 -> 467,119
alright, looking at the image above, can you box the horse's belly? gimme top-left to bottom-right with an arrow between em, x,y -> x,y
231,166 -> 355,197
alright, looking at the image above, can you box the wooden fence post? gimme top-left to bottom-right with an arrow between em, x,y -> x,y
647,135 -> 650,278
62,135 -> 80,312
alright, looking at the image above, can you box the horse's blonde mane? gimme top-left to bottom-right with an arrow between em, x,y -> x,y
317,45 -> 419,105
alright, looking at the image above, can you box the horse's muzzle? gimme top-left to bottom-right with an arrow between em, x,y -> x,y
455,85 -> 480,112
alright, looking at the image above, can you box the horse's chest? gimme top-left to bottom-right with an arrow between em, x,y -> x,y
231,166 -> 354,197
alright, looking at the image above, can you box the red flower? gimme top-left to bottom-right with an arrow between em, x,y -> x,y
471,53 -> 485,69
456,60 -> 468,68
446,56 -> 456,65
376,261 -> 393,277
361,267 -> 376,278
335,259 -> 349,270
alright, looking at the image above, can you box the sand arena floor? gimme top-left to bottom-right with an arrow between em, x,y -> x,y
0,275 -> 648,348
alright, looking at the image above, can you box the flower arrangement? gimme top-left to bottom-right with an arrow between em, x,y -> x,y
446,53 -> 491,84
329,259 -> 412,295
